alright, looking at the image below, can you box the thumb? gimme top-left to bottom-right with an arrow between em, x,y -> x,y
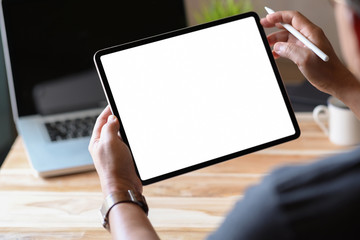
273,42 -> 312,66
100,115 -> 120,141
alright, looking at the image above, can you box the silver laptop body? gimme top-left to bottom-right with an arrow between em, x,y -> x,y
0,0 -> 187,177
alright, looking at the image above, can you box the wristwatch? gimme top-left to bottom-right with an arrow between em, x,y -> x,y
100,190 -> 149,231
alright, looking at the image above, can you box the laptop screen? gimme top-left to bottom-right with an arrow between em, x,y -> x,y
1,0 -> 187,116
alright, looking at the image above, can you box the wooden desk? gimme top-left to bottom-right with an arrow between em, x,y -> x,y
0,113 -> 351,239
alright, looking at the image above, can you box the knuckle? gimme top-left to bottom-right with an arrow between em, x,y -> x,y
290,10 -> 303,20
296,11 -> 307,19
311,26 -> 324,36
291,10 -> 301,16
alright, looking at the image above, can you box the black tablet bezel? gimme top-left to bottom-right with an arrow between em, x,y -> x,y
94,11 -> 300,185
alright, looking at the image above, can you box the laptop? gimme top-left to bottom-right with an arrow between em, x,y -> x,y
0,0 -> 187,177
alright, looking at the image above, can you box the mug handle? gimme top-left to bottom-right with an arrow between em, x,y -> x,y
313,105 -> 329,136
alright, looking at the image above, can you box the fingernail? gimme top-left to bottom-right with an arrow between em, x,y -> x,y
108,115 -> 117,122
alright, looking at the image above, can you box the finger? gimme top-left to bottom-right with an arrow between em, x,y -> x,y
265,11 -> 309,27
260,17 -> 283,28
265,11 -> 320,41
273,42 -> 313,66
260,17 -> 275,28
100,115 -> 120,142
90,106 -> 112,145
267,30 -> 290,46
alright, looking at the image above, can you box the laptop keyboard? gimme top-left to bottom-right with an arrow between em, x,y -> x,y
45,115 -> 98,142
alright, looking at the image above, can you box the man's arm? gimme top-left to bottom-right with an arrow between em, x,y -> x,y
336,70 -> 360,118
89,106 -> 159,240
108,203 -> 159,240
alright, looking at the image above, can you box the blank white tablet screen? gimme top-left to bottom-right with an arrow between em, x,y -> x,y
100,16 -> 296,181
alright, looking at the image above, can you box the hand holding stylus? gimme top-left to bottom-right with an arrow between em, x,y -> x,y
265,7 -> 329,62
260,9 -> 349,95
261,9 -> 360,119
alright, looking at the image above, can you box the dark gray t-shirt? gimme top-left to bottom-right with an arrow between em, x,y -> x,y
208,147 -> 360,240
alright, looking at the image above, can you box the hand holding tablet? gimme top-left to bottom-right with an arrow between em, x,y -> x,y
94,12 -> 300,185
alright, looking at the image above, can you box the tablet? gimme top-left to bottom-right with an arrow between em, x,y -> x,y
94,12 -> 300,185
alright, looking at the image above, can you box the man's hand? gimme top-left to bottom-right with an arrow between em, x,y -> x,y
89,106 -> 142,196
261,10 -> 360,119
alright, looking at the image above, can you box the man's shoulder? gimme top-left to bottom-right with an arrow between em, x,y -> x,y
268,146 -> 360,193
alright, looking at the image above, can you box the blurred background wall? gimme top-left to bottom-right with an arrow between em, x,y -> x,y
0,0 -> 339,164
184,0 -> 340,84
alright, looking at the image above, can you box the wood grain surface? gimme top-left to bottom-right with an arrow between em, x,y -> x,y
0,113 -> 352,239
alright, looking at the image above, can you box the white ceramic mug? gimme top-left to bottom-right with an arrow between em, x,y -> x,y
313,96 -> 360,146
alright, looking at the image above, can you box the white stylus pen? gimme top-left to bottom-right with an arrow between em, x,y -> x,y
264,6 -> 329,62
